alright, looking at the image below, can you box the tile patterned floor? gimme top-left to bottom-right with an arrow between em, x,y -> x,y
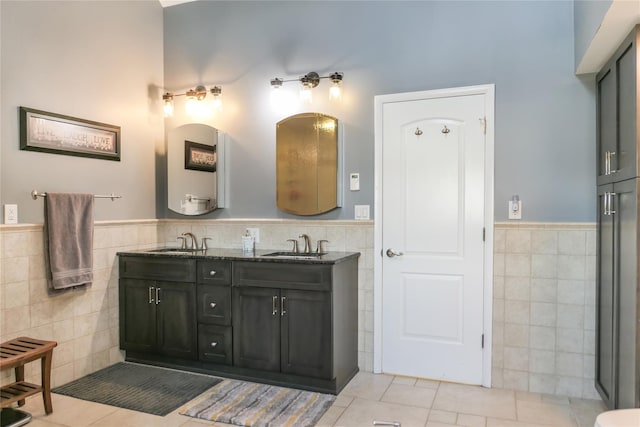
16,372 -> 606,427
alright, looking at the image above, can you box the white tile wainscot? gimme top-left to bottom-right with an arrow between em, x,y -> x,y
492,222 -> 598,399
4,219 -> 597,399
0,220 -> 160,389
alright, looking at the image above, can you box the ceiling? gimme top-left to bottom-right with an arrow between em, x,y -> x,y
159,0 -> 197,7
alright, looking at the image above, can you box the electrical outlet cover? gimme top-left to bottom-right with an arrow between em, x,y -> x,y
4,204 -> 18,224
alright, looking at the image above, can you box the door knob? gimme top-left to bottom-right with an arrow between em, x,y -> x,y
386,249 -> 404,258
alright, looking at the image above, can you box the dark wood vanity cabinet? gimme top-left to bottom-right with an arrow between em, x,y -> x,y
233,286 -> 332,379
119,256 -> 197,360
232,260 -> 357,389
118,252 -> 359,394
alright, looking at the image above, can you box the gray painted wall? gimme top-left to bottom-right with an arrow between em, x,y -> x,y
0,1 -> 597,224
0,1 -> 164,224
574,0 -> 612,71
164,1 -> 596,222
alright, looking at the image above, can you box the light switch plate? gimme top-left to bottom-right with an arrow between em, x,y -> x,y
4,204 -> 18,224
354,205 -> 370,220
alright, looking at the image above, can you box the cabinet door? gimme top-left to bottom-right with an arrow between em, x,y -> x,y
613,179 -> 639,408
156,281 -> 197,360
281,290 -> 332,379
596,28 -> 639,185
232,287 -> 280,371
119,278 -> 156,353
616,40 -> 638,183
597,67 -> 616,185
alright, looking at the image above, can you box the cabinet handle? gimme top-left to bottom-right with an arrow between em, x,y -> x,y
209,302 -> 217,309
148,287 -> 155,304
272,295 -> 278,316
605,151 -> 610,175
609,151 -> 616,174
155,287 -> 161,305
603,193 -> 609,216
608,192 -> 616,215
210,342 -> 218,348
209,270 -> 217,276
281,296 -> 287,317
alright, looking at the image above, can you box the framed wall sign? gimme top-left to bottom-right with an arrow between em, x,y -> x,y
184,140 -> 216,172
19,106 -> 121,161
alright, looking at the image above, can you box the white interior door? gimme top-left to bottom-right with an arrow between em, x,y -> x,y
376,87 -> 493,385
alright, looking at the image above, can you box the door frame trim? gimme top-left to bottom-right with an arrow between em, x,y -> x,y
373,84 -> 495,387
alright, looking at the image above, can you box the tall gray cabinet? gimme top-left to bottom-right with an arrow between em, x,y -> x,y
595,25 -> 640,410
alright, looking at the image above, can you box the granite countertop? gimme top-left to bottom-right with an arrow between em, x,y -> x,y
117,247 -> 360,265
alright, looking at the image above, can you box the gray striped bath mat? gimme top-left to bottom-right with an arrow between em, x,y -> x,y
180,379 -> 335,427
52,362 -> 221,416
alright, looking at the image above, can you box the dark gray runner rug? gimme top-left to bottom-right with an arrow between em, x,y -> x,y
180,379 -> 335,427
52,362 -> 221,416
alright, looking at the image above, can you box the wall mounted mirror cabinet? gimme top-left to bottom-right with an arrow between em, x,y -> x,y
167,123 -> 226,216
276,113 -> 342,215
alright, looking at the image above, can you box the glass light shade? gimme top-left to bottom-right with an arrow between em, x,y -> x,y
329,82 -> 342,101
300,86 -> 313,103
211,94 -> 222,111
163,100 -> 174,117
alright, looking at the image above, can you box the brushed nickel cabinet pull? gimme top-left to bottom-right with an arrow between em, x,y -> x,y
272,295 -> 278,316
210,342 -> 218,348
148,287 -> 155,304
155,287 -> 161,305
281,296 -> 287,317
209,270 -> 217,276
210,302 -> 217,309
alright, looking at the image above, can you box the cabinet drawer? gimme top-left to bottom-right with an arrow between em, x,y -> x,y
234,262 -> 331,291
197,285 -> 231,325
119,256 -> 195,282
198,324 -> 232,365
197,260 -> 232,285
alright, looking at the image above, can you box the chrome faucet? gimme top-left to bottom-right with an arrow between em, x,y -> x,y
182,232 -> 198,250
299,234 -> 311,253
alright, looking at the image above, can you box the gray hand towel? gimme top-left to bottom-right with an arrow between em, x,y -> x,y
44,193 -> 94,290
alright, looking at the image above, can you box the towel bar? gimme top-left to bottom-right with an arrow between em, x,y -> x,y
31,190 -> 121,201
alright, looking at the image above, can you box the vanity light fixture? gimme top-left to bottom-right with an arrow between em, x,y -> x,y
162,85 -> 222,117
270,71 -> 344,103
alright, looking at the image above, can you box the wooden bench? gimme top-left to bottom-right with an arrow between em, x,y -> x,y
0,337 -> 57,414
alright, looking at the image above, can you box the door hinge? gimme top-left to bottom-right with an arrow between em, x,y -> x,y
482,227 -> 485,242
481,334 -> 485,348
480,117 -> 487,135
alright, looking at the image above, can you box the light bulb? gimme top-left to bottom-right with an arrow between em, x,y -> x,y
163,100 -> 174,117
300,85 -> 313,103
162,93 -> 174,117
329,83 -> 342,101
329,72 -> 343,101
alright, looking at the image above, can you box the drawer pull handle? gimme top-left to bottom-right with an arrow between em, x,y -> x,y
210,342 -> 218,348
281,296 -> 287,317
209,270 -> 217,276
148,286 -> 155,304
155,287 -> 161,304
272,295 -> 278,316
210,302 -> 217,309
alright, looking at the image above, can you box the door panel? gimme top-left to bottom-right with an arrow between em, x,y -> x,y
381,93 -> 485,384
281,290 -> 332,379
597,69 -> 616,185
119,278 -> 156,353
156,281 -> 197,359
232,287 -> 280,371
596,184 -> 615,407
613,179 -> 638,408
